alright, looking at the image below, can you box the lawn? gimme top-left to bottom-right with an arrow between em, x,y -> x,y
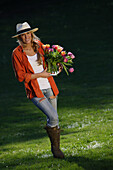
0,0 -> 113,169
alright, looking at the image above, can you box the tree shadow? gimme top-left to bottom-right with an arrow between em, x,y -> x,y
66,155 -> 113,170
0,100 -> 48,146
0,154 -> 112,170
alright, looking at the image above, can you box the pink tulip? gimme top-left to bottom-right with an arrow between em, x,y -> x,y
69,68 -> 74,73
51,48 -> 54,52
52,45 -> 55,48
52,45 -> 58,50
71,54 -> 75,59
68,52 -> 75,59
64,58 -> 68,62
68,52 -> 73,56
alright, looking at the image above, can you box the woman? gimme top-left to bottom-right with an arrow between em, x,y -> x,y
12,22 -> 64,159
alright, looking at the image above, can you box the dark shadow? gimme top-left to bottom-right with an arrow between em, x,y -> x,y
0,154 -> 113,169
66,156 -> 113,170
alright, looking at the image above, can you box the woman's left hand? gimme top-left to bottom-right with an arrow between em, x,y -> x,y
57,63 -> 63,73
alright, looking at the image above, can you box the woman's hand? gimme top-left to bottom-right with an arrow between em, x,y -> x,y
57,63 -> 63,73
40,68 -> 51,78
31,68 -> 51,80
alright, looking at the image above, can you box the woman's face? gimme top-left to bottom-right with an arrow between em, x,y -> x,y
20,32 -> 32,44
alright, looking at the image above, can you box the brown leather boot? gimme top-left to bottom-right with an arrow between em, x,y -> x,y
45,126 -> 64,159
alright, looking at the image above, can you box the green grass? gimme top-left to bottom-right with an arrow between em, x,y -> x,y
0,0 -> 113,169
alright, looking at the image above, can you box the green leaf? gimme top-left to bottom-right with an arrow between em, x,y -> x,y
62,64 -> 69,75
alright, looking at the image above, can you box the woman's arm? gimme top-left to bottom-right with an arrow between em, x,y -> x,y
12,49 -> 51,83
12,52 -> 32,83
31,68 -> 51,79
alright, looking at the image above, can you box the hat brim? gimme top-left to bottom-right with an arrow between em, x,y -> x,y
12,28 -> 38,38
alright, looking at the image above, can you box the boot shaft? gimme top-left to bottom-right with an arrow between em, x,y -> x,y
45,126 -> 64,159
45,126 -> 60,147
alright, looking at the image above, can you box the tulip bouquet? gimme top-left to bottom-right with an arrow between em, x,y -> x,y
42,44 -> 75,75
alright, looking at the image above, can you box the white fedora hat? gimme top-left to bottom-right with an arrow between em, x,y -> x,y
12,22 -> 38,38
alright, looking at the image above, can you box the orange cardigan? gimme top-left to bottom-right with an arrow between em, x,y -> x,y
12,40 -> 59,99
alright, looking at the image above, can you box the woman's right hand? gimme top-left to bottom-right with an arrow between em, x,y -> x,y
40,68 -> 51,78
31,68 -> 51,80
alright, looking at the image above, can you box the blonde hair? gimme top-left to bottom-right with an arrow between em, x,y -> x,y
17,32 -> 42,65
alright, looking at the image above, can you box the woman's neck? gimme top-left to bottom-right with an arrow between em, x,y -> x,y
23,43 -> 32,50
22,43 -> 36,56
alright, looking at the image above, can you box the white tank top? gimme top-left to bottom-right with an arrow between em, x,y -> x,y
27,54 -> 51,90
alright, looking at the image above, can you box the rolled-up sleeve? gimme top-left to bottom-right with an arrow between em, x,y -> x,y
12,52 -> 31,83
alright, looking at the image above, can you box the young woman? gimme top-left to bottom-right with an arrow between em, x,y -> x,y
12,22 -> 64,159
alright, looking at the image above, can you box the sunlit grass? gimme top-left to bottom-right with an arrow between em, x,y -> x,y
0,93 -> 113,169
